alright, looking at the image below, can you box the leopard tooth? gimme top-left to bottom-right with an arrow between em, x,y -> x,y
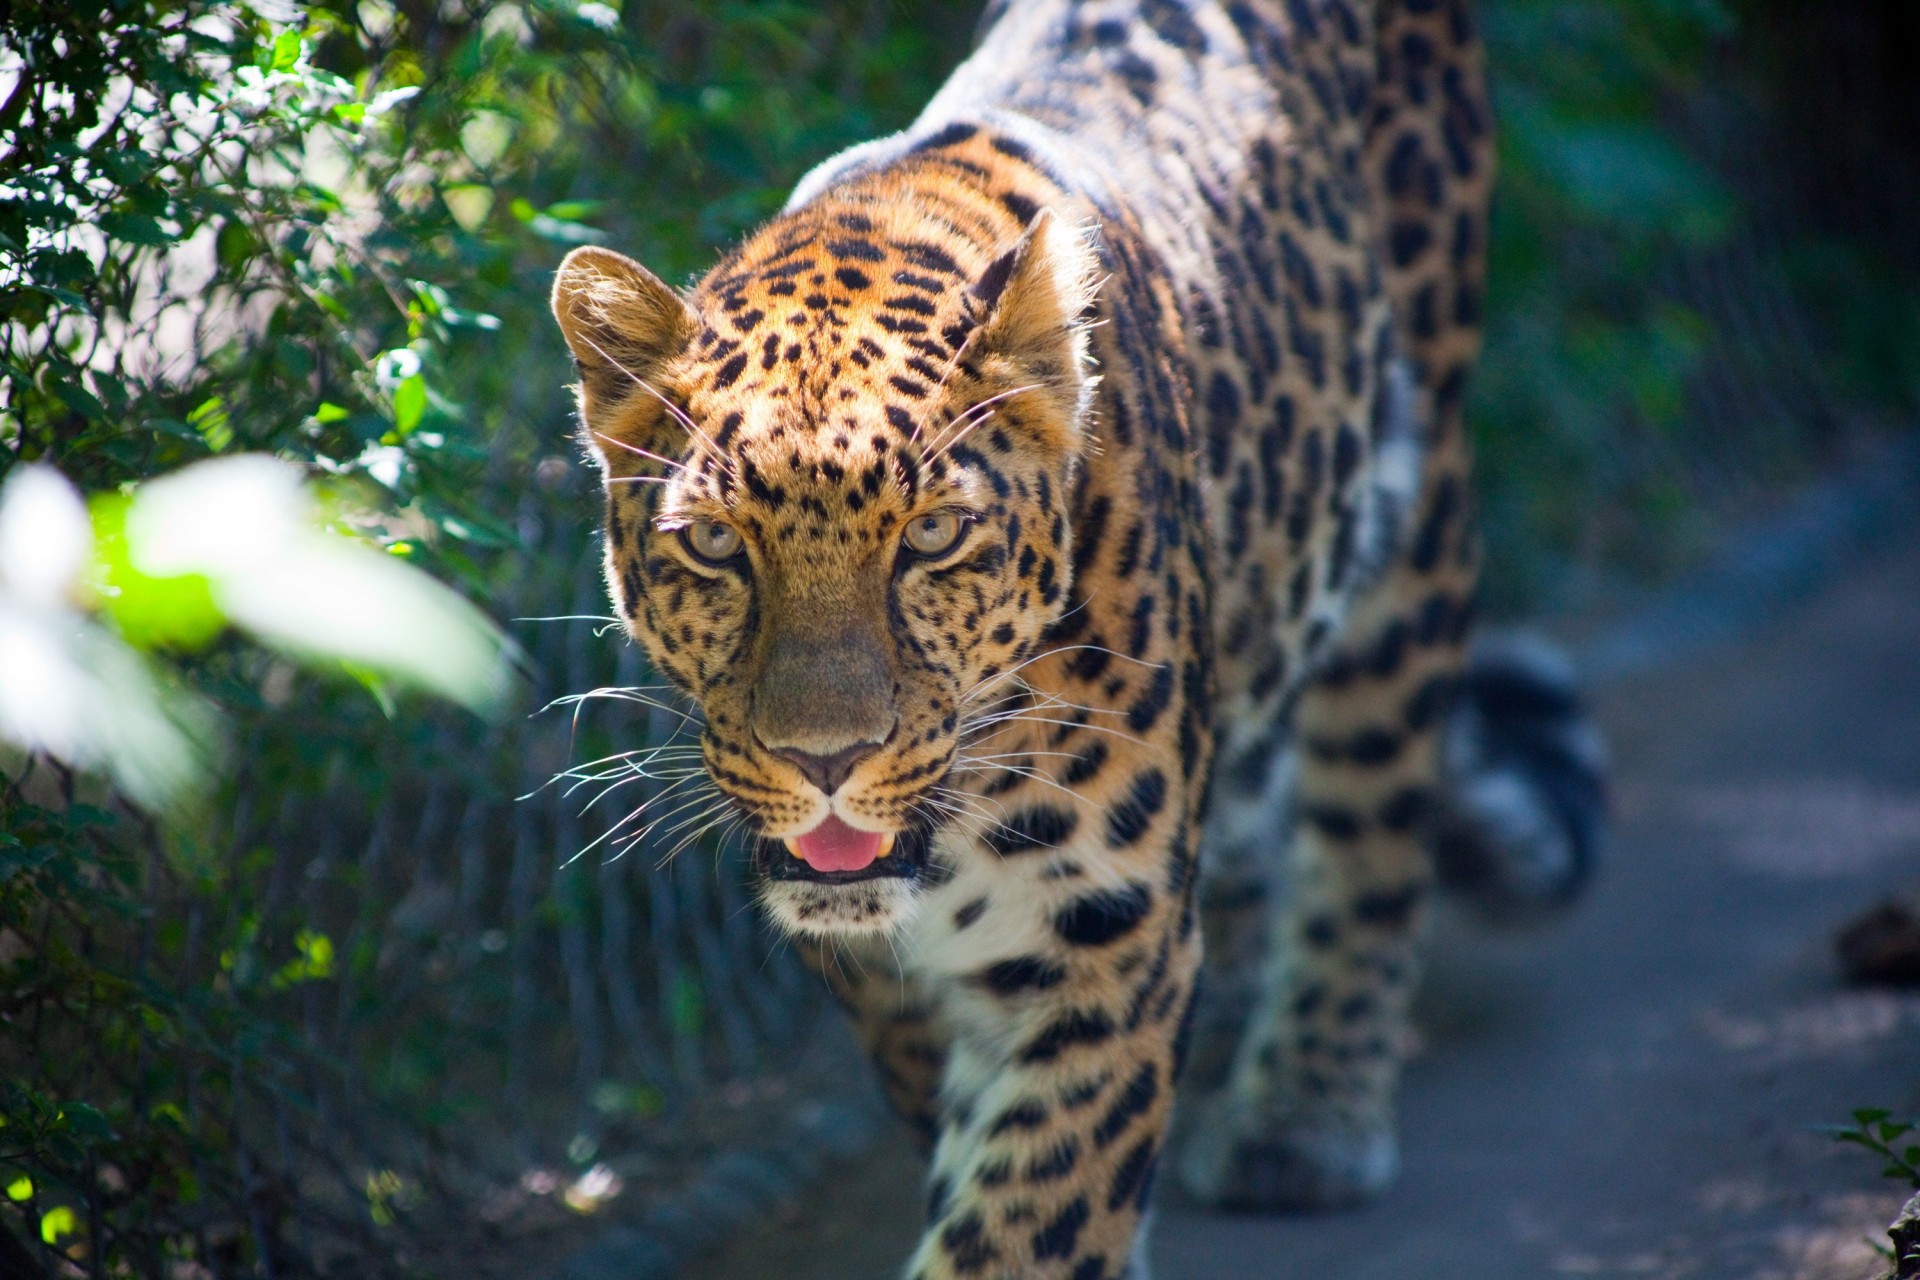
876,832 -> 897,859
784,838 -> 804,859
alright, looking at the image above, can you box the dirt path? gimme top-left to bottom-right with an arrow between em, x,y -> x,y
683,529 -> 1920,1280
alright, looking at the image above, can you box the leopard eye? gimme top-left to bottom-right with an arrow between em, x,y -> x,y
682,519 -> 744,565
903,511 -> 966,558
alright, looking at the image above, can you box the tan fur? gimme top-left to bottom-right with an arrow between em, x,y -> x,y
552,1 -> 1497,1273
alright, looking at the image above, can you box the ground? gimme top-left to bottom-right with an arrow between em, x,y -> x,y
680,525 -> 1920,1280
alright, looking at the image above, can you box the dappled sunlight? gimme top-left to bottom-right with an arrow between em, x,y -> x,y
1628,778 -> 1920,878
1697,992 -> 1920,1064
1763,1193 -> 1909,1280
1540,1191 -> 1904,1280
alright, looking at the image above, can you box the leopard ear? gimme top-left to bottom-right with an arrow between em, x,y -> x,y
968,209 -> 1101,450
551,246 -> 698,413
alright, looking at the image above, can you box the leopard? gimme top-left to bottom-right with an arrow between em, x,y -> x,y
548,1 -> 1604,1275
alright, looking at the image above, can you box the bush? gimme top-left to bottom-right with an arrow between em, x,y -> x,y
1474,0 -> 1918,611
2,1 -> 969,1271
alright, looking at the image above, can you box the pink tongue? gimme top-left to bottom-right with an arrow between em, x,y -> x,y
793,815 -> 884,873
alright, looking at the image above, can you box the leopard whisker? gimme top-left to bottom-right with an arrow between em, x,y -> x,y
959,644 -> 1160,704
958,684 -> 1138,735
564,765 -> 707,810
998,677 -> 1142,719
589,432 -> 692,477
553,743 -> 707,778
569,330 -> 729,466
547,686 -> 707,735
920,786 -> 1046,849
708,812 -> 751,877
921,383 -> 1046,468
513,613 -> 623,625
550,755 -> 707,793
951,759 -> 1083,804
650,800 -> 740,868
610,790 -> 730,867
910,380 -> 1038,448
967,711 -> 1149,748
527,740 -> 703,802
566,773 -> 717,864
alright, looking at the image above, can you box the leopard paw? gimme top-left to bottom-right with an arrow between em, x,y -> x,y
1176,1098 -> 1398,1212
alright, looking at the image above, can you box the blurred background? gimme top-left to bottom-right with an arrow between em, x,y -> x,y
1,0 -> 1916,1276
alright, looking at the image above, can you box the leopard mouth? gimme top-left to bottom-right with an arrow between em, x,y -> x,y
758,822 -> 932,885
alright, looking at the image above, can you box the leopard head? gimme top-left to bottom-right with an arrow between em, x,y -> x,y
551,195 -> 1098,936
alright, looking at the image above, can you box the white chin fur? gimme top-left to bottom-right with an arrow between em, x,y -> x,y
760,877 -> 924,937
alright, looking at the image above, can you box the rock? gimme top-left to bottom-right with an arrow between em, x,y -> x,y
1892,1189 -> 1920,1280
1837,892 -> 1920,987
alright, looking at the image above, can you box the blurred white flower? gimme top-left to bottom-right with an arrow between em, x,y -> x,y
357,442 -> 409,489
0,464 -> 90,610
574,3 -> 621,32
126,455 -> 511,713
367,85 -> 421,116
0,466 -> 208,809
128,453 -> 305,580
0,455 -> 512,812
374,347 -> 423,389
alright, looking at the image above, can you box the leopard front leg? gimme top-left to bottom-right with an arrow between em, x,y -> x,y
809,939 -> 950,1146
908,929 -> 1199,1278
897,796 -> 1203,1279
1180,497 -> 1477,1211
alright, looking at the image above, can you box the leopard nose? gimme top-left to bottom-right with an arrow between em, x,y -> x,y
770,741 -> 881,796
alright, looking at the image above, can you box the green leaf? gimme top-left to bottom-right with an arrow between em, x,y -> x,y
188,395 -> 232,452
270,29 -> 302,71
543,200 -> 603,222
38,1204 -> 76,1246
507,197 -> 606,244
270,929 -> 336,988
313,401 -> 351,424
215,219 -> 259,272
52,379 -> 107,421
392,375 -> 427,435
57,1102 -> 116,1141
339,661 -> 398,718
100,211 -> 172,248
89,494 -> 228,651
524,213 -> 609,245
20,282 -> 90,310
368,85 -> 420,115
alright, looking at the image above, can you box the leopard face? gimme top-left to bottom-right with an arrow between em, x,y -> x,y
552,196 -> 1097,936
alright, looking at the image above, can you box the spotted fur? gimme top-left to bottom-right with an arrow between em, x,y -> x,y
552,1 -> 1517,1274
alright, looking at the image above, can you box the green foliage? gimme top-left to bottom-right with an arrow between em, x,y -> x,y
1468,0 -> 1914,611
1825,1109 -> 1920,1190
1472,0 -> 1736,609
2,0 -> 968,1271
